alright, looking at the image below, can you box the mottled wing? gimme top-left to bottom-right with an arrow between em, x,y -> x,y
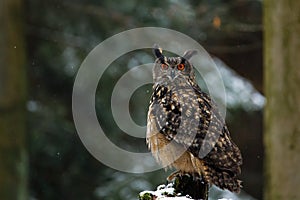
197,86 -> 242,170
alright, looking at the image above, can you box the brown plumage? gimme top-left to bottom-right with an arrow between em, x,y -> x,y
146,45 -> 242,193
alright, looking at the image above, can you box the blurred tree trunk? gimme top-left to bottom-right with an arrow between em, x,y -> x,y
264,0 -> 300,200
0,0 -> 28,199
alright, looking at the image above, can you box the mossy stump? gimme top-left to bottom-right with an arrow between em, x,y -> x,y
139,174 -> 209,200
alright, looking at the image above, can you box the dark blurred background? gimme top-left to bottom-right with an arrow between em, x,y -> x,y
1,0 -> 264,199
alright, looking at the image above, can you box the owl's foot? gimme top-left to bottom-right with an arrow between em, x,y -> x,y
167,170 -> 182,181
167,171 -> 204,182
167,171 -> 193,181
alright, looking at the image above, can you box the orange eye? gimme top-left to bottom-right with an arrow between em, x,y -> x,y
177,64 -> 185,71
161,63 -> 168,70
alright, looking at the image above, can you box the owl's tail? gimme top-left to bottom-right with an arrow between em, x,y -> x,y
204,166 -> 242,193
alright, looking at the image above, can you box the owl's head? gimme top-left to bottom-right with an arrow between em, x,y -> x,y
152,44 -> 197,87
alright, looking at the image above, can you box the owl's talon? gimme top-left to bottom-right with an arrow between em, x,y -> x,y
167,170 -> 182,181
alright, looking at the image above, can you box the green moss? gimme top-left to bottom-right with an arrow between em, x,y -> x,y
139,192 -> 153,200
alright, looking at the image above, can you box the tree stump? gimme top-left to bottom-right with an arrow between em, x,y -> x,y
139,174 -> 209,200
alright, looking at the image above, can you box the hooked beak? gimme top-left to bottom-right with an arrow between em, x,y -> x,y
170,69 -> 176,80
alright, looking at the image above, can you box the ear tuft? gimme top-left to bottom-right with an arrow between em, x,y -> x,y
182,50 -> 197,60
153,44 -> 163,58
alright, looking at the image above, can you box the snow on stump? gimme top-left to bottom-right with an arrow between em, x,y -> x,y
139,174 -> 209,200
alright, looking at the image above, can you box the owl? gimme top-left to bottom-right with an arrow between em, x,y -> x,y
146,45 -> 242,193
